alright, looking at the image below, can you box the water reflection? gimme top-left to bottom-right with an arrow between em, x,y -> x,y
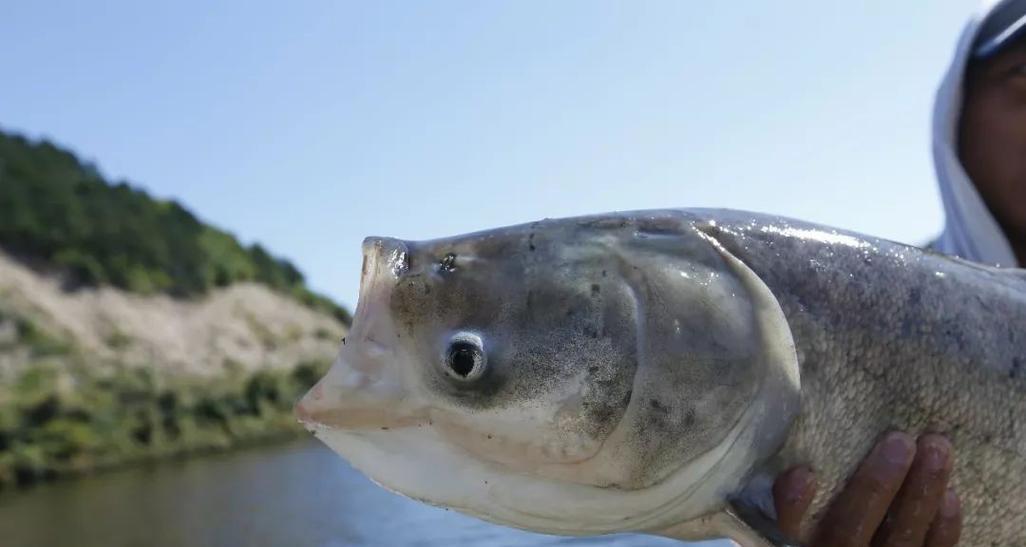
0,440 -> 729,547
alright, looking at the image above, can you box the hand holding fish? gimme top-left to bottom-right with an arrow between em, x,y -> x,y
774,432 -> 962,547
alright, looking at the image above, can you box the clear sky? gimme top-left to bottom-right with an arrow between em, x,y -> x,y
1,1 -> 978,310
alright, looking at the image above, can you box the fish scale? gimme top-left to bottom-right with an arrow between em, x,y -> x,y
698,210 -> 1026,545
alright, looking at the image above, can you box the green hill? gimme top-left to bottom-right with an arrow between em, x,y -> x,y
0,129 -> 349,324
0,129 -> 348,487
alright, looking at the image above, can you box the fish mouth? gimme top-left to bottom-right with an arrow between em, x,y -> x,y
294,350 -> 428,432
294,396 -> 427,431
295,234 -> 423,431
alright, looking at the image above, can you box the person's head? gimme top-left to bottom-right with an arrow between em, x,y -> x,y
959,2 -> 1026,245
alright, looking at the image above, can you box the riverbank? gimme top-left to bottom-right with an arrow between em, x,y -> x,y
0,248 -> 346,489
0,357 -> 328,488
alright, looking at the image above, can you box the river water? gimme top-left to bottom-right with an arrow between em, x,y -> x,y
0,440 -> 730,547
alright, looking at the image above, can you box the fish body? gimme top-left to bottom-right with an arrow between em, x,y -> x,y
296,209 -> 1026,545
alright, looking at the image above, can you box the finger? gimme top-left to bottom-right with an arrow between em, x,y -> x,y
924,489 -> 962,547
773,466 -> 817,539
813,432 -> 917,547
872,434 -> 954,547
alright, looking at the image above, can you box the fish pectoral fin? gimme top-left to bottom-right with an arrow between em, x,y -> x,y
726,499 -> 802,547
653,508 -> 798,547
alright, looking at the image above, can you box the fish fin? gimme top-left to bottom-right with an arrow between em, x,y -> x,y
655,510 -> 794,547
727,499 -> 802,547
736,471 -> 780,521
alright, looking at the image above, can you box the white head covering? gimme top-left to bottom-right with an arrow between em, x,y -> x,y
932,0 -> 1019,267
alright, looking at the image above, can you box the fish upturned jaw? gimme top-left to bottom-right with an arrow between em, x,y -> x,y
296,235 -> 419,432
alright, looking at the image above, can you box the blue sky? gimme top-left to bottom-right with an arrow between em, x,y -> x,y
1,1 -> 977,309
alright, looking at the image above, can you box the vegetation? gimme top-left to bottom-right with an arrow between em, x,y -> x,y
0,129 -> 349,324
0,358 -> 329,487
0,309 -> 71,358
0,128 -> 346,487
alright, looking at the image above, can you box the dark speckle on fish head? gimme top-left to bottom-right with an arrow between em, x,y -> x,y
386,222 -> 640,463
358,212 -> 783,492
308,211 -> 806,531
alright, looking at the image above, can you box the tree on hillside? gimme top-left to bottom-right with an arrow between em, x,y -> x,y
0,130 -> 350,324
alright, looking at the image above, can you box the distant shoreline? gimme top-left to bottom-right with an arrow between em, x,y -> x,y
0,357 -> 329,490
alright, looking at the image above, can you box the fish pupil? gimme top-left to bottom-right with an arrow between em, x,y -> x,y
448,342 -> 480,378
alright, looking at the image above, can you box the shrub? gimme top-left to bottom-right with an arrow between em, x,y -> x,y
0,359 -> 327,487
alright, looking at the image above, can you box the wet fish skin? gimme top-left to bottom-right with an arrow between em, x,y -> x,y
297,209 -> 1026,546
700,210 -> 1026,544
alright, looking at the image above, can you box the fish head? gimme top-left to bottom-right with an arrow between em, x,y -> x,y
295,212 -> 799,536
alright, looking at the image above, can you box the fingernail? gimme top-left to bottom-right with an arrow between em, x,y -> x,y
786,467 -> 814,502
880,432 -> 915,467
919,436 -> 951,471
940,489 -> 960,518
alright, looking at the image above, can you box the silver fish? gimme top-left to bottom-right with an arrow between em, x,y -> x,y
296,209 -> 1026,546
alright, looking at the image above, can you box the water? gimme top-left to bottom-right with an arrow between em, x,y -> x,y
0,440 -> 731,547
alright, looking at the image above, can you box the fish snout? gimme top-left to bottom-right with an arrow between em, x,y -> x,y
295,349 -> 424,431
294,383 -> 323,424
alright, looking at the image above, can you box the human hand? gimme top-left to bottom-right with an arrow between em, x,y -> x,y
773,432 -> 962,546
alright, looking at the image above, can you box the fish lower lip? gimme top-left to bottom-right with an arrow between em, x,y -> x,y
296,397 -> 428,431
309,410 -> 426,431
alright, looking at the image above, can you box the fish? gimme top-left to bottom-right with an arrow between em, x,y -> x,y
295,209 -> 1026,546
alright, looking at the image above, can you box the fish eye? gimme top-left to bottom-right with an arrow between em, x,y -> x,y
444,334 -> 486,380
